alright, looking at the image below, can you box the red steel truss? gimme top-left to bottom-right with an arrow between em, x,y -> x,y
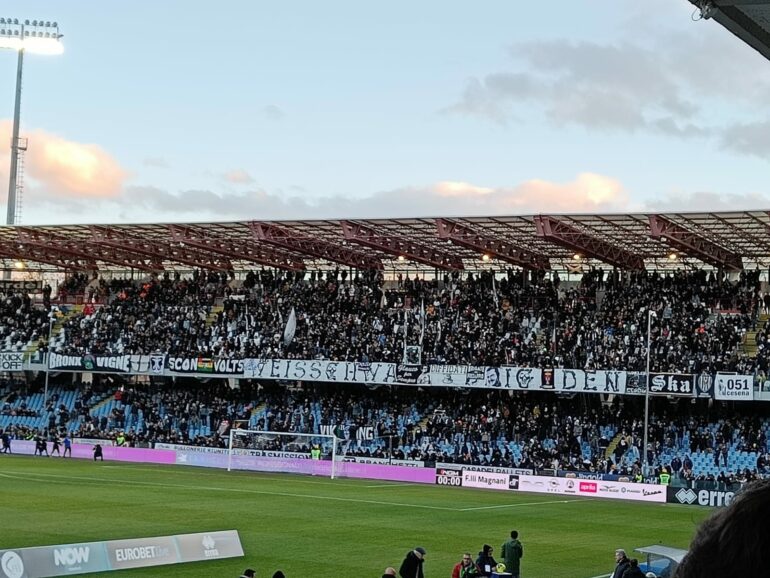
250,222 -> 382,270
168,224 -> 305,271
534,215 -> 645,270
648,214 -> 743,271
436,218 -> 550,269
340,220 -> 464,270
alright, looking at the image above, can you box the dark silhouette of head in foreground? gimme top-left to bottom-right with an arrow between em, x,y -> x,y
675,479 -> 770,578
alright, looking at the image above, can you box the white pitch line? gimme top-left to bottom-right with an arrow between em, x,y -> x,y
0,471 -> 457,511
98,464 -> 349,486
365,482 -> 417,488
460,498 -> 592,511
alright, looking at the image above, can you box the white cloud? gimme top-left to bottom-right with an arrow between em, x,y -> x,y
16,172 -> 629,223
0,120 -> 128,199
444,30 -> 770,156
223,169 -> 255,184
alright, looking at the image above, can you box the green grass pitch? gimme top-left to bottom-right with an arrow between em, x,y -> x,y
0,456 -> 711,578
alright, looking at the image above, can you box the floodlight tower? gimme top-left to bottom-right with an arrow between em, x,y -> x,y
0,18 -> 63,225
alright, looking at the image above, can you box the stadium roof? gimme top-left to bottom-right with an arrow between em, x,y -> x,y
2,210 -> 770,274
688,0 -> 770,61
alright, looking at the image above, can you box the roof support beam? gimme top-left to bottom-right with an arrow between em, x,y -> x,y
340,220 -> 464,270
168,225 -> 306,271
250,222 -> 383,270
90,226 -> 232,271
648,215 -> 743,271
15,228 -> 162,271
436,218 -> 550,269
534,215 -> 645,269
0,245 -> 97,271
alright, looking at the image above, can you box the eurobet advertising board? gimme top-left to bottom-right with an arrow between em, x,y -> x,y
0,531 -> 243,578
516,475 -> 667,503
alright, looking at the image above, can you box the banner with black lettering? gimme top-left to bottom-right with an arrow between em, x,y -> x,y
428,365 -> 468,386
166,357 -> 244,376
49,353 -> 134,373
497,367 -> 543,390
553,369 -> 627,394
714,373 -> 753,401
47,353 -> 158,374
395,364 -> 430,385
648,373 -> 694,396
0,352 -> 24,372
243,359 -> 396,384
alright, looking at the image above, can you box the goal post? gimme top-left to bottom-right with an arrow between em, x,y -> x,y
226,429 -> 339,479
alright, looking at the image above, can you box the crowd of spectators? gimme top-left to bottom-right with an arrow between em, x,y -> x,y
0,289 -> 49,352
38,267 -> 764,375
3,378 -> 768,487
2,267 -> 770,487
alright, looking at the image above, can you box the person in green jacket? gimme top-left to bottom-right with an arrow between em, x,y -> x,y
501,530 -> 523,578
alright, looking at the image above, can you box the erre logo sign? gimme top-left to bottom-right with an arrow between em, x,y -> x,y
670,487 -> 735,507
54,546 -> 90,567
675,488 -> 697,504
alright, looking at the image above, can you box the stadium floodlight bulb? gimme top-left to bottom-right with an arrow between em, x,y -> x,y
0,36 -> 22,50
22,35 -> 64,54
0,18 -> 63,54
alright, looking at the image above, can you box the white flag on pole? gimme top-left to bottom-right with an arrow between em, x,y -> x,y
420,299 -> 426,345
283,307 -> 297,346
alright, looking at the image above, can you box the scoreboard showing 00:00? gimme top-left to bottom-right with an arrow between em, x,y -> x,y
435,468 -> 463,487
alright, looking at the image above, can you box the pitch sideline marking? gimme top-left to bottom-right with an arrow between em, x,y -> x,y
460,498 -> 592,511
0,470 -> 455,511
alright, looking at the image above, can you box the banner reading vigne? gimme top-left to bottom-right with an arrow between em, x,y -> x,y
49,353 -> 135,373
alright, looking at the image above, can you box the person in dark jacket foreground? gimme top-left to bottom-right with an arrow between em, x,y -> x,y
399,547 -> 426,578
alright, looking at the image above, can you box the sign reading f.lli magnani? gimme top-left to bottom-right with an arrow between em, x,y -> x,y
0,530 -> 243,577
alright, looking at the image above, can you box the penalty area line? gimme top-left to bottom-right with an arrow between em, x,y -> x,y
460,498 -> 593,511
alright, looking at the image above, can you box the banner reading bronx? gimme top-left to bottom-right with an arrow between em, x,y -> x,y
47,353 -> 156,374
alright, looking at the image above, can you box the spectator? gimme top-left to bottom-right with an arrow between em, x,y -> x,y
612,549 -> 630,578
452,552 -> 479,578
399,547 -> 426,578
475,545 -> 497,577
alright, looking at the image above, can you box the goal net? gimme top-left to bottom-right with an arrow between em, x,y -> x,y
226,429 -> 339,478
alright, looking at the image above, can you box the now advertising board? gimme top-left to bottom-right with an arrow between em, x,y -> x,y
0,531 -> 243,578
516,475 -> 666,503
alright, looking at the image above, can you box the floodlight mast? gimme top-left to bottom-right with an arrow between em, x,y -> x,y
0,18 -> 63,226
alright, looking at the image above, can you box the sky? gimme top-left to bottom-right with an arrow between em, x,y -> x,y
1,0 -> 770,225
